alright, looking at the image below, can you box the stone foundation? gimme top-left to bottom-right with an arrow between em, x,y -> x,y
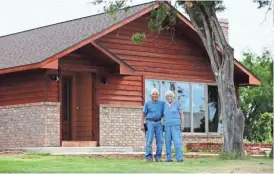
99,104 -> 223,152
0,102 -> 60,148
183,134 -> 223,145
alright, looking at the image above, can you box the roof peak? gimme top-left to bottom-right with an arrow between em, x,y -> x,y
0,1 -> 156,38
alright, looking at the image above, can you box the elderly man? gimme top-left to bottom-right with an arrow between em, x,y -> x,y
141,88 -> 165,162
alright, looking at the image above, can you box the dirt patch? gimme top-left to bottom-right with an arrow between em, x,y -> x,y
18,155 -> 41,160
60,153 -> 218,160
0,150 -> 25,156
79,154 -> 145,160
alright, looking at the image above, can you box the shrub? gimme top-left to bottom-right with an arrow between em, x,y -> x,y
253,112 -> 273,142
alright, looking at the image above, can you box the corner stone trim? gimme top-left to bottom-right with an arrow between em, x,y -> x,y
0,102 -> 60,148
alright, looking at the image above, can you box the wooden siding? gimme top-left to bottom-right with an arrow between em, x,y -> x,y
97,15 -> 214,106
97,75 -> 143,106
0,70 -> 46,106
45,77 -> 59,102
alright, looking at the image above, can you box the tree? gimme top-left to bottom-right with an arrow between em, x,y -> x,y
92,0 -> 272,155
240,50 -> 273,141
253,113 -> 273,142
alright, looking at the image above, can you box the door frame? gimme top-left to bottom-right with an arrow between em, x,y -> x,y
59,70 -> 99,145
59,71 -> 77,145
61,76 -> 73,140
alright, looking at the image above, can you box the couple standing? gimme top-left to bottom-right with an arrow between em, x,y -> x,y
141,88 -> 184,162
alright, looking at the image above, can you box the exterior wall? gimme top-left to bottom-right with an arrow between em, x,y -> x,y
99,104 -> 223,151
97,14 -> 215,106
0,70 -> 47,106
45,74 -> 59,102
97,75 -> 143,106
0,102 -> 60,148
99,104 -> 145,151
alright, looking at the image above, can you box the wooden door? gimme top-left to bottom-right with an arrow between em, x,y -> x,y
76,72 -> 93,140
62,77 -> 72,140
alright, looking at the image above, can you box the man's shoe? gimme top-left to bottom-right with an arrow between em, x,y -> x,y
155,159 -> 162,162
177,160 -> 184,162
166,160 -> 173,162
146,159 -> 153,162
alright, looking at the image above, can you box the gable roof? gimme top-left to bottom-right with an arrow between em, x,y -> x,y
0,2 -> 155,71
0,1 -> 260,86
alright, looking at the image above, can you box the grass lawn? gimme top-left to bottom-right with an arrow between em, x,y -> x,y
0,154 -> 273,173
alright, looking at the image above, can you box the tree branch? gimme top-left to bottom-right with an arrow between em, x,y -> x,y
260,0 -> 273,25
195,4 -> 220,73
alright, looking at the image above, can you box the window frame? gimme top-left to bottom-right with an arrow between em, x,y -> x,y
144,78 -> 221,135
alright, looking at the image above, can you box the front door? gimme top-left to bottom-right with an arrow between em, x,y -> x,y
62,76 -> 72,140
61,72 -> 97,143
76,73 -> 93,141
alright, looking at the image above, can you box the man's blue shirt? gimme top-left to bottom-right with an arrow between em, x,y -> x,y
143,100 -> 165,119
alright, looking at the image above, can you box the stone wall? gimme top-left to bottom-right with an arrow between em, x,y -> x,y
0,102 -> 60,148
99,104 -> 223,152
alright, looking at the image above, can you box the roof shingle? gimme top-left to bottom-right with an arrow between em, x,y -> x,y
0,2 -> 154,69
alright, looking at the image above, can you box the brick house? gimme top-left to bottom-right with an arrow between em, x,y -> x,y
0,2 -> 260,151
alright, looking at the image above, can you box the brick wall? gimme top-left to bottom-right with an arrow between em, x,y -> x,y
99,104 -> 224,152
183,134 -> 223,145
99,104 -> 146,151
0,102 -> 60,148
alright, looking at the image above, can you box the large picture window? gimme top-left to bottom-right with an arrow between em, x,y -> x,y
145,79 -> 220,133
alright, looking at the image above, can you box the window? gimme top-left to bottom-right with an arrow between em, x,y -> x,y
192,83 -> 205,133
208,85 -> 220,132
176,82 -> 191,132
161,81 -> 176,101
145,79 -> 220,133
145,80 -> 160,103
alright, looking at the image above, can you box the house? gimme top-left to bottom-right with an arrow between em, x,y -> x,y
0,2 -> 260,151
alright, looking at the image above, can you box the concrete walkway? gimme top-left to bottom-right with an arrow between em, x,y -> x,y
0,147 -> 267,158
0,147 -> 134,155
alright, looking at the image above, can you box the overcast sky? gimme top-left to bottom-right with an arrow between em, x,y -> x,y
0,0 -> 273,59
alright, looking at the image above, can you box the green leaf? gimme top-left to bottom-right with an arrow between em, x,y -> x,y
131,33 -> 146,44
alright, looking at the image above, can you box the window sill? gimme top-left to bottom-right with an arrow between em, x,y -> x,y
182,132 -> 223,138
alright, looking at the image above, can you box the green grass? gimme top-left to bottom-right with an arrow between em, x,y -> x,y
0,154 -> 273,173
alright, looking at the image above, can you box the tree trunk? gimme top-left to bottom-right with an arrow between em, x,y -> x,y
216,47 -> 245,153
217,77 -> 245,153
184,2 -> 245,154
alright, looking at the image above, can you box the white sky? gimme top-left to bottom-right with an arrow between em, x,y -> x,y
0,0 -> 273,59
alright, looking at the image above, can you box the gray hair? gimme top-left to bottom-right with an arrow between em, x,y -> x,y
150,88 -> 159,95
165,90 -> 175,98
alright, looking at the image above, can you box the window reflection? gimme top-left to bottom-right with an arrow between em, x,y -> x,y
192,83 -> 205,132
161,81 -> 176,101
176,82 -> 191,132
144,79 -> 220,134
145,80 -> 160,102
208,85 -> 219,132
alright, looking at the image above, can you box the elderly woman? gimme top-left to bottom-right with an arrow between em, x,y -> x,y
163,90 -> 184,162
141,88 -> 165,162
